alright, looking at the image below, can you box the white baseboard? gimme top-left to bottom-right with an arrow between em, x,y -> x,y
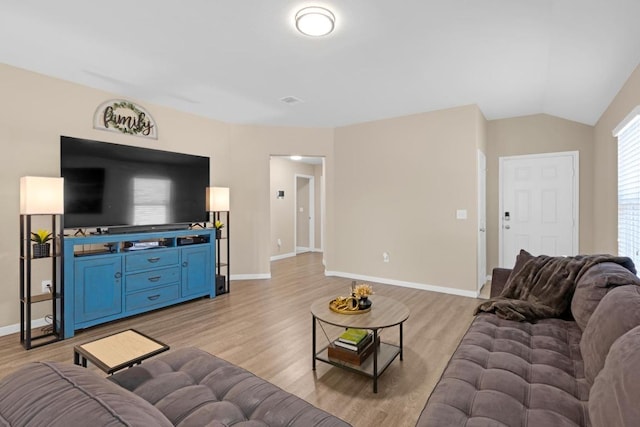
270,252 -> 296,261
0,317 -> 48,338
324,270 -> 479,298
296,246 -> 311,253
230,273 -> 271,280
271,250 -> 322,261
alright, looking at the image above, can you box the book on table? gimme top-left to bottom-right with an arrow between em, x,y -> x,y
337,328 -> 371,345
327,337 -> 378,366
333,332 -> 373,352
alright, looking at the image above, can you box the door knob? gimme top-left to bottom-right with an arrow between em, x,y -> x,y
479,228 -> 486,232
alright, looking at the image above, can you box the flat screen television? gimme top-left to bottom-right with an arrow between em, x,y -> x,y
60,136 -> 209,233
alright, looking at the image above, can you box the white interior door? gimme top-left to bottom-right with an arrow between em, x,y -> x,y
499,152 -> 578,268
477,150 -> 487,292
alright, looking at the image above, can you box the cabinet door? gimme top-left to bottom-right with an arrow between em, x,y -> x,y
181,246 -> 212,297
75,257 -> 122,323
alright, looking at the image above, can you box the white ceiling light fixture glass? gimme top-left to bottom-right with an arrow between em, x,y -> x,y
290,155 -> 302,161
295,6 -> 335,37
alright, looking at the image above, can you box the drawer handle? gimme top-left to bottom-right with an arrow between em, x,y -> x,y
182,261 -> 188,267
114,272 -> 122,279
147,294 -> 161,301
147,257 -> 161,263
148,276 -> 161,282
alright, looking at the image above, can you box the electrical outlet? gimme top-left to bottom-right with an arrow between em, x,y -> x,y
383,252 -> 390,263
41,280 -> 52,293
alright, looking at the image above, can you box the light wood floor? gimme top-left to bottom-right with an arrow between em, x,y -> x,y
0,253 -> 482,427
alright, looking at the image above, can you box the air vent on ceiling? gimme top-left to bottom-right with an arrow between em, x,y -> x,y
280,96 -> 304,105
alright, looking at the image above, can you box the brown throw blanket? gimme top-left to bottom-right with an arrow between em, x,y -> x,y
475,254 -> 636,321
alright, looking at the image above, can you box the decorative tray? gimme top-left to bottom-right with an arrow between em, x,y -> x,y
329,297 -> 371,315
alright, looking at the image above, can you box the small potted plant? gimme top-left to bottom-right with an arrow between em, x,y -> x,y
353,283 -> 374,310
214,220 -> 224,239
31,229 -> 53,258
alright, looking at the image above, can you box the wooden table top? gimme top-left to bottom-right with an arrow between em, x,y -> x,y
311,295 -> 410,329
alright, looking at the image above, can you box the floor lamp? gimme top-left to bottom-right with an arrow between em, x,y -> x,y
19,176 -> 65,348
206,187 -> 230,294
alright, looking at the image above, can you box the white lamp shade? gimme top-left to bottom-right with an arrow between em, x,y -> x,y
20,176 -> 64,214
206,187 -> 230,212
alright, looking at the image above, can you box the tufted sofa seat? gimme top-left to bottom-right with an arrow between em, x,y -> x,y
0,347 -> 350,426
108,347 -> 350,427
420,314 -> 588,426
417,259 -> 640,427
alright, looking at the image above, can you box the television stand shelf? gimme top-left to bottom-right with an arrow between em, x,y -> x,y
62,229 -> 216,338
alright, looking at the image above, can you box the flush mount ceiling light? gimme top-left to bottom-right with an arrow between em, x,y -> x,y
290,155 -> 302,161
295,6 -> 335,36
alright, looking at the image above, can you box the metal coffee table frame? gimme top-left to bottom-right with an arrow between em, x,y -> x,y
311,295 -> 410,393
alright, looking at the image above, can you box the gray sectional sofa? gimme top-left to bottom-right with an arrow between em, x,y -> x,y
417,253 -> 640,427
5,252 -> 640,427
0,347 -> 350,427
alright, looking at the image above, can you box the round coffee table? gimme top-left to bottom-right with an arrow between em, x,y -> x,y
311,295 -> 410,393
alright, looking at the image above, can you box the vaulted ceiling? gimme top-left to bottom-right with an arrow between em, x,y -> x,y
2,1 -> 640,127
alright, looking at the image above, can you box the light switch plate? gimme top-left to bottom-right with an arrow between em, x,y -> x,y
456,209 -> 467,220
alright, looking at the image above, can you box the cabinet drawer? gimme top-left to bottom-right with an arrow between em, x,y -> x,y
125,249 -> 179,272
126,267 -> 180,293
125,285 -> 180,311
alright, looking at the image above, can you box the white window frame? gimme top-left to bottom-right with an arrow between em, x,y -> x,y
614,106 -> 640,269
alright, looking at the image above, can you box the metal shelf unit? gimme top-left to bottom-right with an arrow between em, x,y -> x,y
19,214 -> 64,349
213,211 -> 230,294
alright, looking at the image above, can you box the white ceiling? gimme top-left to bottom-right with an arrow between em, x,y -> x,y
2,1 -> 640,128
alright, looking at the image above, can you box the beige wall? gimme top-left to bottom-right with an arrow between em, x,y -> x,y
227,125 -> 333,277
331,105 -> 484,293
6,57 -> 635,331
485,114 -> 594,271
0,64 -> 231,329
0,63 -> 334,330
269,157 -> 321,257
477,110 -> 487,153
593,65 -> 640,254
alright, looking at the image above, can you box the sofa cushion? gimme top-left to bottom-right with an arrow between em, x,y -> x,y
571,262 -> 640,331
588,325 -> 640,427
508,249 -> 534,281
0,361 -> 172,427
488,250 -> 533,299
580,285 -> 640,385
109,347 -> 350,427
417,313 -> 589,427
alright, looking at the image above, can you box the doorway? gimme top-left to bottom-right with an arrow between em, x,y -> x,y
477,150 -> 487,293
499,151 -> 579,268
269,156 -> 324,261
295,174 -> 315,253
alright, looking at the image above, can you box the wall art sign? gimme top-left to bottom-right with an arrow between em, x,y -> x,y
93,99 -> 158,139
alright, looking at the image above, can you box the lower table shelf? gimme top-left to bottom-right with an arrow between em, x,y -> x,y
310,295 -> 409,393
314,342 -> 401,377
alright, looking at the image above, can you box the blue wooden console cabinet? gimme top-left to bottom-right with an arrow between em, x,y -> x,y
63,229 -> 216,338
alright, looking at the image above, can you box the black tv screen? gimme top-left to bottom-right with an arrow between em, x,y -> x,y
61,136 -> 209,230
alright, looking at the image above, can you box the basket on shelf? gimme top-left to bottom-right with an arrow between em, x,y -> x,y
32,243 -> 50,258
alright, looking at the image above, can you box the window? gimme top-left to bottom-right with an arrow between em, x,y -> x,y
132,177 -> 171,225
615,107 -> 640,268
